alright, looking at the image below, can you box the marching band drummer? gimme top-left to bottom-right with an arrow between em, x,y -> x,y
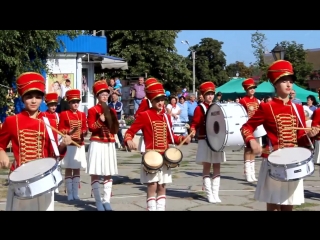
86,81 -> 119,211
241,60 -> 318,211
43,92 -> 62,193
0,72 -> 72,211
190,81 -> 226,204
134,78 -> 164,154
124,82 -> 191,211
58,89 -> 88,201
239,78 -> 260,182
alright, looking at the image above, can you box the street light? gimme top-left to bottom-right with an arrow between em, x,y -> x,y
181,40 -> 196,94
271,43 -> 285,61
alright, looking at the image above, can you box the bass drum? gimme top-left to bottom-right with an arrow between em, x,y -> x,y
206,102 -> 248,152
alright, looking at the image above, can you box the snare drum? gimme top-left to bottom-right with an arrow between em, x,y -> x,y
163,147 -> 183,168
206,102 -> 248,152
173,123 -> 187,134
253,125 -> 266,138
9,158 -> 63,199
142,151 -> 164,174
136,129 -> 143,136
267,147 -> 314,182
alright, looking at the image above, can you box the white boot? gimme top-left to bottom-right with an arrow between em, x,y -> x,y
244,161 -> 254,182
102,179 -> 113,211
251,161 -> 258,181
203,176 -> 215,203
72,176 -> 80,200
146,197 -> 157,211
156,195 -> 166,211
212,176 -> 221,203
65,177 -> 74,201
91,181 -> 104,211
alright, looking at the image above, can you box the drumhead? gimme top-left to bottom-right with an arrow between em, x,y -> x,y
9,158 -> 57,182
173,123 -> 186,127
144,151 -> 163,167
268,147 -> 312,165
165,147 -> 182,161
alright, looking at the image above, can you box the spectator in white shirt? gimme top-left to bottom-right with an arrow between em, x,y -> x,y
166,95 -> 181,123
60,79 -> 72,112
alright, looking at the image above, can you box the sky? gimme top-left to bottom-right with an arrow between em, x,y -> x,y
175,30 -> 320,65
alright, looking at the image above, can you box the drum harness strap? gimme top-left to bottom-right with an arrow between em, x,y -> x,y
164,114 -> 177,169
43,117 -> 60,160
199,103 -> 207,138
55,113 -> 63,143
292,103 -> 314,150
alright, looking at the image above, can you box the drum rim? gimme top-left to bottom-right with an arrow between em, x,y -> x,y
9,159 -> 59,183
164,147 -> 183,164
267,155 -> 313,168
142,151 -> 164,169
205,103 -> 227,152
268,148 -> 313,167
268,168 -> 315,182
13,174 -> 63,200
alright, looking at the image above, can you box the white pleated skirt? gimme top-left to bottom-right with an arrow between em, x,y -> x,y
140,165 -> 172,185
87,141 -> 118,176
61,145 -> 87,170
195,140 -> 226,165
6,189 -> 54,211
254,159 -> 304,205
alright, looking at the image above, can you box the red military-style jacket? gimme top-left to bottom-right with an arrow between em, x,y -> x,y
58,110 -> 87,146
42,111 -> 60,128
239,95 -> 260,118
135,97 -> 165,118
124,108 -> 186,154
87,104 -> 117,143
190,102 -> 210,140
311,108 -> 320,141
0,110 -> 65,171
241,98 -> 310,158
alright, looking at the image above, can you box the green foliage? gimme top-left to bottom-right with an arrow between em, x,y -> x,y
251,31 -> 268,82
103,30 -> 191,92
0,30 -> 86,107
279,41 -> 313,88
186,38 -> 228,87
225,61 -> 254,78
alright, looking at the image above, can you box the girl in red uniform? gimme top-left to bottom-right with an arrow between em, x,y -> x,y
241,60 -> 318,211
0,72 -> 71,211
190,82 -> 225,204
125,82 -> 191,211
58,89 -> 87,201
87,81 -> 118,211
239,78 -> 261,182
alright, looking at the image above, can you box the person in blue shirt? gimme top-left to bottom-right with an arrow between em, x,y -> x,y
186,94 -> 198,142
306,95 -> 317,112
108,93 -> 125,149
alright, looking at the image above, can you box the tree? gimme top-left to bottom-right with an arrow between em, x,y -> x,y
279,41 -> 313,88
102,30 -> 191,91
0,30 -> 85,108
225,61 -> 254,78
186,38 -> 228,88
251,31 -> 268,82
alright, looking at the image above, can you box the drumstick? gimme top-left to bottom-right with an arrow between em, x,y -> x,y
284,127 -> 318,131
177,131 -> 195,148
41,121 -> 81,148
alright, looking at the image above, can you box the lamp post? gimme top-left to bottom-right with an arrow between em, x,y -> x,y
271,43 -> 285,61
181,40 -> 196,94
